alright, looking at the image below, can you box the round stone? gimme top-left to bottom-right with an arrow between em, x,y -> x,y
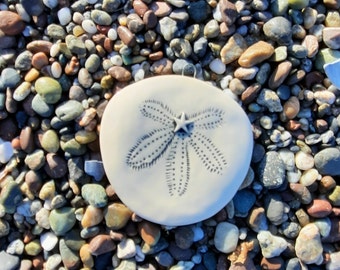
35,77 -> 62,104
100,75 -> 253,226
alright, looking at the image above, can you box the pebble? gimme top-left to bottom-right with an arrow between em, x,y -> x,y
47,24 -> 67,40
209,58 -> 226,75
117,238 -> 137,259
49,207 -> 76,236
0,11 -> 25,36
307,199 -> 332,218
108,66 -> 132,81
257,88 -> 283,112
314,148 -> 340,175
105,203 -> 132,230
214,222 -> 239,253
238,41 -> 275,68
0,180 -> 22,214
234,67 -> 258,80
115,259 -> 137,270
1,68 -> 21,88
169,38 -> 192,58
295,223 -> 323,264
326,251 -> 340,270
39,179 -> 56,201
0,251 -> 20,270
41,129 -> 59,153
204,19 -> 220,38
44,153 -> 67,178
295,151 -> 314,171
6,239 -> 24,255
258,151 -> 285,189
84,160 -> 105,181
55,100 -> 84,121
59,238 -> 80,269
265,193 -> 288,225
233,189 -> 256,217
174,226 -> 194,250
79,244 -> 94,268
214,0 -> 237,25
289,183 -> 312,204
138,221 -> 161,246
158,17 -> 178,41
81,183 -> 107,208
268,60 -> 292,89
46,254 -> 62,270
247,207 -> 268,232
314,90 -> 336,105
117,26 -> 136,47
257,231 -> 288,258
13,82 -> 31,102
24,240 -> 42,256
81,205 -> 103,228
31,94 -> 54,117
187,1 -> 209,23
220,34 -> 247,65
0,140 -> 13,164
0,219 -> 10,237
82,19 -> 97,34
263,16 -> 292,45
21,0 -> 44,16
328,186 -> 340,206
168,242 -> 193,261
40,231 -> 58,251
89,234 -> 116,256
283,96 -> 300,120
35,77 -> 62,104
15,51 -> 33,71
156,251 -> 174,267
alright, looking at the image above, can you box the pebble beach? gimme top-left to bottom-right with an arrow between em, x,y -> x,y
1,0 -> 340,269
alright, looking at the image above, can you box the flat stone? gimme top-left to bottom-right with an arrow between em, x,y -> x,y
89,234 -> 116,256
55,100 -> 84,122
0,251 -> 20,270
100,75 -> 253,226
49,207 -> 76,236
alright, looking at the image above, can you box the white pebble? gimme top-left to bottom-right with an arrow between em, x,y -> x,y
6,239 -> 24,255
46,254 -> 62,270
170,261 -> 195,270
214,222 -> 239,253
133,68 -> 145,82
278,149 -> 296,172
259,115 -> 273,129
87,0 -> 98,3
257,230 -> 288,258
43,0 -> 58,9
219,75 -> 233,89
82,19 -> 97,34
117,238 -> 136,259
287,170 -> 301,183
300,168 -> 319,187
209,58 -> 226,74
108,28 -> 118,40
73,12 -> 84,24
295,151 -> 314,171
51,62 -> 62,79
58,7 -> 72,26
40,232 -> 59,251
50,43 -> 60,58
110,54 -> 123,66
0,140 -> 14,164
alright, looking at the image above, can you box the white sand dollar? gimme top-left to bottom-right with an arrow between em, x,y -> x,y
100,75 -> 253,226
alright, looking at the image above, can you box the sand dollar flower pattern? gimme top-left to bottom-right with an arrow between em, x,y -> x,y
127,100 -> 227,196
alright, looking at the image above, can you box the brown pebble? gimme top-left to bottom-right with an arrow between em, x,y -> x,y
307,199 -> 332,218
108,66 -> 132,81
44,153 -> 67,178
241,83 -> 261,105
26,40 -> 53,54
20,126 -> 35,153
286,120 -> 301,131
319,176 -> 336,193
133,0 -> 149,17
80,244 -> 94,268
25,170 -> 42,194
138,221 -> 161,246
117,26 -> 136,47
32,255 -> 44,270
31,52 -> 49,70
65,56 -> 80,76
150,1 -> 172,17
11,136 -> 21,150
104,203 -> 132,230
149,51 -> 163,61
302,35 -> 319,57
295,208 -> 310,227
261,257 -> 284,270
81,205 -> 104,228
238,41 -> 274,68
304,71 -> 324,89
0,11 -> 25,35
324,0 -> 340,9
104,37 -> 114,53
150,58 -> 173,74
283,96 -> 300,120
89,234 -> 116,256
268,60 -> 292,89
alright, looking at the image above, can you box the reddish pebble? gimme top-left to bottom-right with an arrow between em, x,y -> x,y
133,0 -> 149,17
0,11 -> 25,35
150,58 -> 173,74
283,96 -> 300,120
319,176 -> 336,193
241,83 -> 261,105
150,1 -> 172,17
138,221 -> 161,246
117,26 -> 136,47
89,234 -> 116,256
26,40 -> 53,54
286,120 -> 301,131
32,255 -> 44,270
108,66 -> 132,82
32,52 -> 49,70
149,51 -> 163,61
11,136 -> 21,150
307,199 -> 332,218
20,126 -> 34,153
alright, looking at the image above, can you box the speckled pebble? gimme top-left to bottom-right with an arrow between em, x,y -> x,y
81,184 -> 107,208
263,16 -> 292,45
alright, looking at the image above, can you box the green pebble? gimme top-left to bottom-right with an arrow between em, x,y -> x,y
55,100 -> 84,121
49,207 -> 76,236
41,129 -> 59,153
82,184 -> 108,208
65,35 -> 86,56
35,77 -> 62,104
85,54 -> 101,73
24,239 -> 42,256
61,138 -> 87,156
288,0 -> 309,9
64,229 -> 86,251
271,46 -> 287,62
0,180 -> 22,214
59,239 -> 80,268
315,48 -> 340,72
328,186 -> 340,206
91,10 -> 112,25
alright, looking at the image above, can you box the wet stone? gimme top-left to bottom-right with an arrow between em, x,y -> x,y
233,189 -> 256,217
